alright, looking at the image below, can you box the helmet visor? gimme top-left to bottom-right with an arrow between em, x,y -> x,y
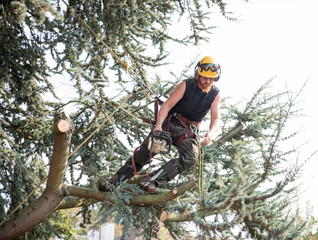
199,63 -> 219,72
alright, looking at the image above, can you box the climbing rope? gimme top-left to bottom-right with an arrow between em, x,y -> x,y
61,0 -> 136,79
192,135 -> 204,195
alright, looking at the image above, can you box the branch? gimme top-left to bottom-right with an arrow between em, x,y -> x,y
0,112 -> 73,240
161,183 -> 239,222
46,112 -> 74,191
244,215 -> 282,238
211,122 -> 244,148
64,178 -> 196,206
58,196 -> 98,209
247,110 -> 286,194
130,178 -> 196,205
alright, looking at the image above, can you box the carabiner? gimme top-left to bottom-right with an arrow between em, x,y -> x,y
150,91 -> 160,100
190,124 -> 198,135
133,81 -> 144,93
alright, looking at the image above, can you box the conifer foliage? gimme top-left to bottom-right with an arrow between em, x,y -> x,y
0,0 -> 308,239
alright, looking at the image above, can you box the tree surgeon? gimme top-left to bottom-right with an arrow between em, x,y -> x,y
99,56 -> 221,193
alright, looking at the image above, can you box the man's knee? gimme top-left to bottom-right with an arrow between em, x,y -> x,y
133,142 -> 152,166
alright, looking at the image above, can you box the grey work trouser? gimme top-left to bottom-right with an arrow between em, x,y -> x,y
127,119 -> 200,187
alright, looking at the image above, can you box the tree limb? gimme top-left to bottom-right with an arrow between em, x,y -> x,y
46,112 -> 74,192
211,122 -> 244,148
161,183 -> 239,222
0,112 -> 73,240
58,196 -> 98,209
63,178 -> 196,206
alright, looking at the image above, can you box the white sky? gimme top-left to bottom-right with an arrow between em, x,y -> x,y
161,0 -> 318,217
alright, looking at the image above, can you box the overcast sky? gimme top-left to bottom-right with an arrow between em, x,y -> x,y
162,0 -> 318,216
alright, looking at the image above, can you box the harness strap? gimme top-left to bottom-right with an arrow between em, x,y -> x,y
154,99 -> 159,125
166,113 -> 200,145
176,114 -> 201,128
142,97 -> 163,126
165,114 -> 174,133
175,133 -> 190,145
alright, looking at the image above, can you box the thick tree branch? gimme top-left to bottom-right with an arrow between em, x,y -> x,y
130,178 -> 196,205
58,196 -> 98,209
64,178 -> 196,206
46,112 -> 74,192
0,112 -> 73,240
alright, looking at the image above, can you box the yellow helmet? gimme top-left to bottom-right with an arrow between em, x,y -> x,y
196,56 -> 221,80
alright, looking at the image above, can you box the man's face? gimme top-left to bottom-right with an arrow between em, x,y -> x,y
198,75 -> 216,89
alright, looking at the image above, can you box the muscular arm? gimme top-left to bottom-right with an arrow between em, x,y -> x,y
200,92 -> 221,147
153,81 -> 186,132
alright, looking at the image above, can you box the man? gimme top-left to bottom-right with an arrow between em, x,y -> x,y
98,56 -> 221,193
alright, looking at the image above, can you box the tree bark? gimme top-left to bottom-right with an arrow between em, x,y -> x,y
0,112 -> 73,240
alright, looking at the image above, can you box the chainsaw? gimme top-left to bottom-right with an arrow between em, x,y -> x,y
147,130 -> 172,154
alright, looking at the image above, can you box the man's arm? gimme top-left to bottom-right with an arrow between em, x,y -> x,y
153,81 -> 186,132
200,92 -> 221,147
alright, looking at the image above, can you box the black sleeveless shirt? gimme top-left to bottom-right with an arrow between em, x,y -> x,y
169,78 -> 219,123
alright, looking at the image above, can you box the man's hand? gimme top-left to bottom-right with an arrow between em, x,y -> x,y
200,132 -> 213,147
153,124 -> 162,132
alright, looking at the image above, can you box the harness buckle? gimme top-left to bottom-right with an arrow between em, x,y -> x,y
173,113 -> 180,118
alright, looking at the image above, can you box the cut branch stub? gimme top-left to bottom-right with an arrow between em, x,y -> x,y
57,119 -> 72,133
54,112 -> 74,134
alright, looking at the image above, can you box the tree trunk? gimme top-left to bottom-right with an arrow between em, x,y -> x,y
0,112 -> 73,240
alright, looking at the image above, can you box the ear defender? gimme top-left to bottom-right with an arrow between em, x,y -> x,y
194,61 -> 200,79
